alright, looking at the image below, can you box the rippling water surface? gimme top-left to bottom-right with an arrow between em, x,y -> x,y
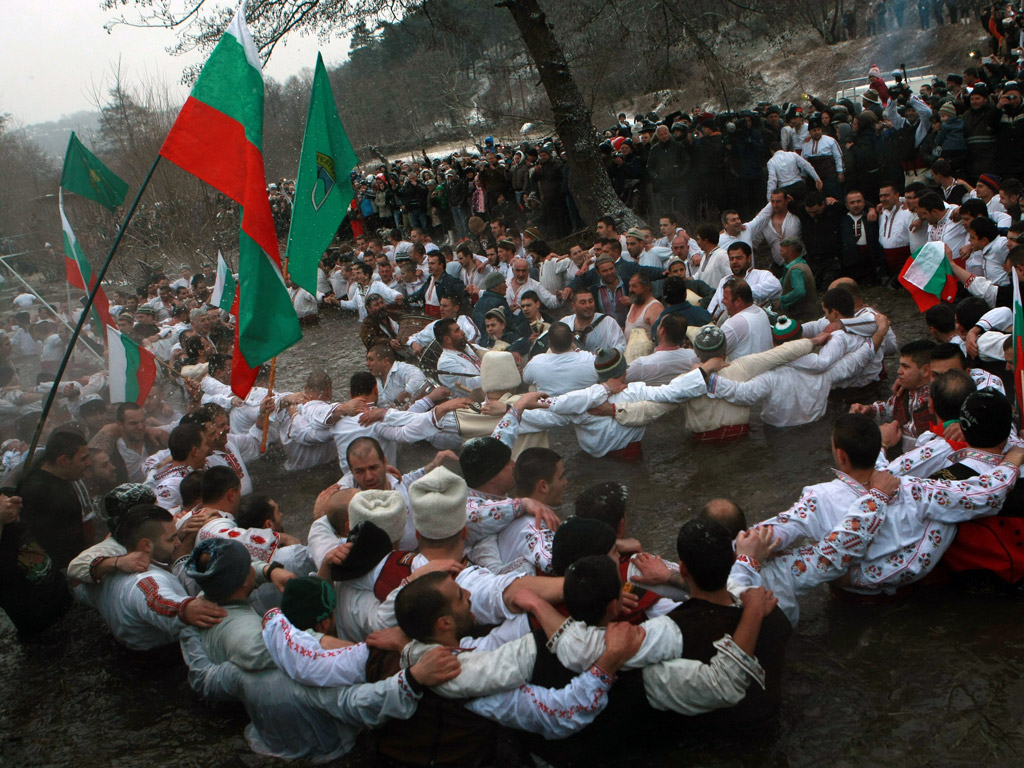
3,287 -> 1023,767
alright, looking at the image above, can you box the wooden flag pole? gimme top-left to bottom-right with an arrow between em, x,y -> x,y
18,155 -> 162,491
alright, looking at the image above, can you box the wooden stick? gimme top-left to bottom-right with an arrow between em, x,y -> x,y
259,356 -> 277,453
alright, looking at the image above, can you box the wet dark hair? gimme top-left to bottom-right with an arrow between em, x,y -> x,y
924,303 -> 956,334
900,338 -> 938,367
236,494 -> 277,530
350,371 -> 377,398
564,555 -> 621,625
675,518 -> 734,592
43,430 -> 87,464
201,465 -> 240,503
831,413 -> 882,470
514,447 -> 562,495
821,287 -> 855,317
113,504 -> 172,550
574,481 -> 628,531
394,570 -> 452,642
930,370 -> 976,422
168,423 -> 204,461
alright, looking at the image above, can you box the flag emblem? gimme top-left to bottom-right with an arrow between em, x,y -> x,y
312,151 -> 336,211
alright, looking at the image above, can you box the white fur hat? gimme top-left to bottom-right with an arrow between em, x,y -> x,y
480,350 -> 521,392
348,490 -> 407,544
409,466 -> 468,540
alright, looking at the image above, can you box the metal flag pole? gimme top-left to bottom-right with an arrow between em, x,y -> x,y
18,155 -> 162,489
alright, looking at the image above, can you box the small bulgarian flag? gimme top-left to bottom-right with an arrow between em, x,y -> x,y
159,0 -> 300,397
210,251 -> 236,312
898,242 -> 958,312
59,189 -> 114,330
1012,268 -> 1024,419
106,325 -> 157,405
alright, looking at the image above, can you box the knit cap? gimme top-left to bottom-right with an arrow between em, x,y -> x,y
410,466 -> 469,539
772,315 -> 802,344
939,102 -> 957,118
977,173 -> 1001,193
459,438 -> 511,490
482,271 -> 505,290
694,325 -> 726,361
186,538 -> 251,602
959,389 -> 1012,448
594,348 -> 627,381
281,576 -> 337,631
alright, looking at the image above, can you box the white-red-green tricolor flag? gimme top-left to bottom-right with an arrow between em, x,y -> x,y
898,242 -> 958,312
106,326 -> 157,405
1013,268 -> 1024,419
158,0 -> 300,397
210,251 -> 236,312
59,190 -> 114,330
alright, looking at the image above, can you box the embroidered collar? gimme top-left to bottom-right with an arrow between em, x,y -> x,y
831,469 -> 869,495
948,447 -> 1003,466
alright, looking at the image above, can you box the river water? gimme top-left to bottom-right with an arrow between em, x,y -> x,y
2,286 -> 1023,767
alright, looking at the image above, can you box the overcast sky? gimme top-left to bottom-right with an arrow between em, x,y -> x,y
3,2 -> 351,125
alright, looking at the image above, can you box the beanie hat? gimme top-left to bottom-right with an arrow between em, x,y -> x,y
482,271 -> 505,290
497,238 -> 516,251
972,82 -> 990,98
481,350 -> 521,392
624,227 -> 646,240
186,538 -> 251,602
939,101 -> 957,118
551,517 -> 618,576
977,173 -> 1001,193
594,347 -> 627,381
523,227 -> 542,241
868,64 -> 882,79
348,490 -> 407,545
331,521 -> 394,581
459,437 -> 511,490
772,315 -> 803,344
1003,81 -> 1022,94
959,389 -> 1012,448
280,576 -> 337,630
694,324 -> 726,361
861,89 -> 881,105
410,466 -> 469,539
104,483 -> 157,521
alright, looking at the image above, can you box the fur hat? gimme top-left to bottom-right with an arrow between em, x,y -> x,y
348,490 -> 407,544
459,437 -> 511,490
185,538 -> 251,602
594,348 -> 627,381
409,466 -> 468,539
694,324 -> 726,361
481,350 -> 521,392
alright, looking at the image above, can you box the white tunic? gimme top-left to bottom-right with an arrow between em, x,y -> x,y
436,345 -> 484,394
506,276 -> 560,309
278,399 -> 337,472
695,247 -> 730,288
557,313 -> 626,354
707,267 -> 783,319
878,205 -> 913,250
146,462 -> 192,512
409,314 -> 481,349
75,566 -> 188,651
721,305 -> 773,360
625,347 -> 699,385
522,349 -> 598,395
376,362 -> 427,408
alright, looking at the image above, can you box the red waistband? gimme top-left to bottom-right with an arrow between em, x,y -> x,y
692,423 -> 750,442
605,441 -> 643,462
424,304 -> 442,318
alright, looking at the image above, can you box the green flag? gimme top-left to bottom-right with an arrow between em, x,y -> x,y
286,52 -> 358,295
60,132 -> 129,212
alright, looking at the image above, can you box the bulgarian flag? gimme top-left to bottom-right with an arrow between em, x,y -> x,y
159,0 -> 300,396
59,190 -> 114,330
210,251 -> 236,312
897,242 -> 958,312
1012,268 -> 1024,419
106,325 -> 157,405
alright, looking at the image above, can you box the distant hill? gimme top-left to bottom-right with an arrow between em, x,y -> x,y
16,111 -> 102,159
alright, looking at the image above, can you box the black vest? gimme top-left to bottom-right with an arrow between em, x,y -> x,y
667,599 -> 792,730
365,647 -> 497,768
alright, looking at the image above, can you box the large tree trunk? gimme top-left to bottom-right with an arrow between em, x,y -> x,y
499,0 -> 644,231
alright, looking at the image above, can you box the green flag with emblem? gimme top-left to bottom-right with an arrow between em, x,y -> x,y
60,132 -> 129,212
285,52 -> 358,295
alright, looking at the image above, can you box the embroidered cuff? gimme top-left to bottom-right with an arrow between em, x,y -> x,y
964,274 -> 976,288
545,617 -> 573,652
261,607 -> 282,630
177,597 -> 196,623
735,554 -> 761,572
867,488 -> 894,504
397,669 -> 423,699
588,664 -> 616,687
713,635 -> 766,690
89,556 -> 107,583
